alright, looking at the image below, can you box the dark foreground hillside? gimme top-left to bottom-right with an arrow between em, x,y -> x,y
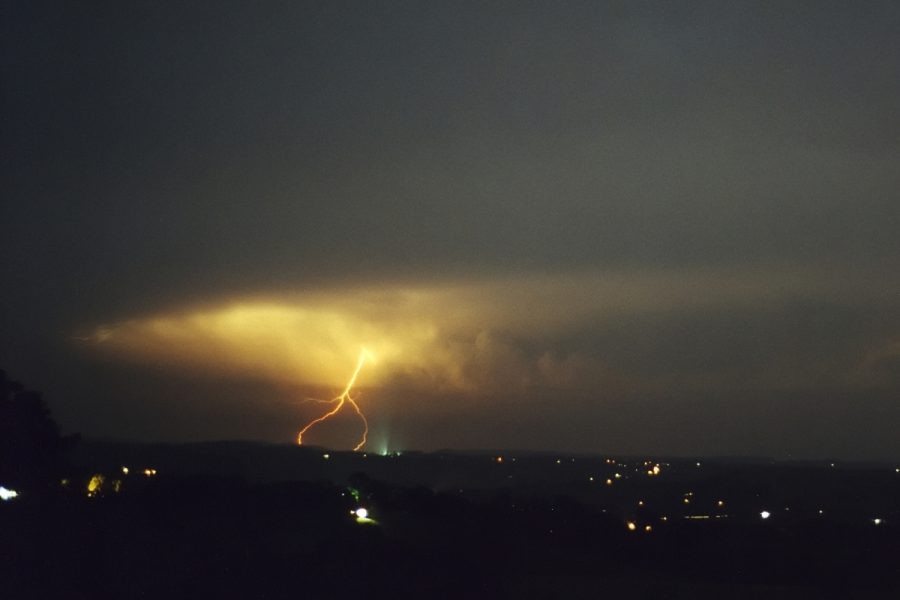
3,460 -> 899,599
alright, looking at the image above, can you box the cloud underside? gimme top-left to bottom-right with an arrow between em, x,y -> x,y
80,266 -> 900,399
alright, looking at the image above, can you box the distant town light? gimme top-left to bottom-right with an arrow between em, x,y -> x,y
626,521 -> 637,531
87,474 -> 105,497
0,486 -> 19,501
121,466 -> 129,475
872,518 -> 883,525
322,454 -> 330,460
717,500 -> 725,508
614,473 -> 622,479
605,479 -> 613,485
354,508 -> 369,519
696,462 -> 701,467
760,510 -> 771,520
644,525 -> 652,533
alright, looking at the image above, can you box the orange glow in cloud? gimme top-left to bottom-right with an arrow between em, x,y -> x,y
76,268 -> 848,401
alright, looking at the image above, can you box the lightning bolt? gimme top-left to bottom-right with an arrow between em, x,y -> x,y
297,348 -> 372,452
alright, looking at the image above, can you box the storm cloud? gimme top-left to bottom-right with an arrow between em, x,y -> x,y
3,1 -> 899,457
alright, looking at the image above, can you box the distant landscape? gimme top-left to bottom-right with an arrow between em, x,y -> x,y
4,438 -> 899,598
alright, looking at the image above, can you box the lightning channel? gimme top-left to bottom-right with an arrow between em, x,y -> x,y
297,348 -> 372,451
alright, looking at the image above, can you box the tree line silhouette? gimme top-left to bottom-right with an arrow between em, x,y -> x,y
0,369 -> 77,493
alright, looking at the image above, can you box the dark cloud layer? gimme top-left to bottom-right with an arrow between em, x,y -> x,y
3,2 -> 899,457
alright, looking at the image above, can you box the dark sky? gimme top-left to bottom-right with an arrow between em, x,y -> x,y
3,1 -> 899,458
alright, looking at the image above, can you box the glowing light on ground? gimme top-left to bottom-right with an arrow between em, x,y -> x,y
0,486 -> 19,501
87,474 -> 105,497
352,506 -> 377,525
297,349 -> 372,451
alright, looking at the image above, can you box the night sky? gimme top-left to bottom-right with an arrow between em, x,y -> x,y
3,1 -> 899,458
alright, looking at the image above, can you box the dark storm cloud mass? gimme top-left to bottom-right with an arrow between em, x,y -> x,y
2,1 -> 899,457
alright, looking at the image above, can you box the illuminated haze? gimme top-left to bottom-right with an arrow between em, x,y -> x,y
3,2 -> 900,458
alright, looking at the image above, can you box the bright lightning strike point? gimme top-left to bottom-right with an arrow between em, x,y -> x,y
297,348 -> 373,452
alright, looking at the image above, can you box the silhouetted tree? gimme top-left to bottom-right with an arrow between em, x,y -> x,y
0,370 -> 77,492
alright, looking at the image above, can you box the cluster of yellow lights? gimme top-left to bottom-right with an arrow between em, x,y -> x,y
86,473 -> 130,497
143,468 -> 157,477
297,349 -> 372,451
